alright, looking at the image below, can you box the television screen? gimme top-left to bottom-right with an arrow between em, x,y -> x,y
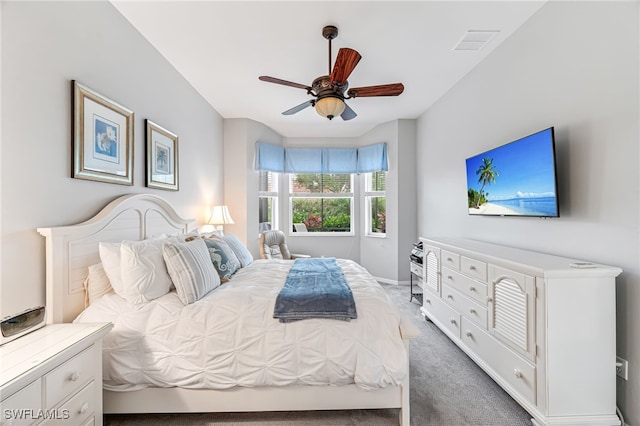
466,127 -> 559,217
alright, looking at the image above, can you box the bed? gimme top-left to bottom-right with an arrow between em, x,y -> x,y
37,193 -> 418,425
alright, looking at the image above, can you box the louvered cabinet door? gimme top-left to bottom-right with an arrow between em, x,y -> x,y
488,265 -> 536,362
422,243 -> 441,296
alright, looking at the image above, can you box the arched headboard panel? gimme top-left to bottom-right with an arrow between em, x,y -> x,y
37,193 -> 194,323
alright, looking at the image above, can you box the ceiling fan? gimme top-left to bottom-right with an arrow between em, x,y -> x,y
259,25 -> 404,121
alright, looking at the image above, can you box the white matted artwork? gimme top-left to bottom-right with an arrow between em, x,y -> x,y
72,81 -> 134,185
146,119 -> 179,191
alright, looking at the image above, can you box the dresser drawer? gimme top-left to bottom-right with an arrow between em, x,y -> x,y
461,256 -> 487,282
442,267 -> 487,305
442,284 -> 488,330
45,346 -> 96,409
441,250 -> 460,271
461,318 -> 535,405
1,379 -> 42,426
42,380 -> 96,425
423,293 -> 460,339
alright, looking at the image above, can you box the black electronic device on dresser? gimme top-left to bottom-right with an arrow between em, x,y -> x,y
409,242 -> 423,304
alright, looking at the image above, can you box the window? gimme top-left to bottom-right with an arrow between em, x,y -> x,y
365,171 -> 386,236
258,171 -> 278,232
289,173 -> 353,234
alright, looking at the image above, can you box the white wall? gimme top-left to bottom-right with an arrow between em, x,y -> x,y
223,118 -> 282,258
416,1 -> 639,423
0,1 -> 224,319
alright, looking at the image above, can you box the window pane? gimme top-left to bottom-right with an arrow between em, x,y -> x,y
291,197 -> 351,232
259,170 -> 274,192
368,171 -> 386,192
369,196 -> 386,234
290,173 -> 351,194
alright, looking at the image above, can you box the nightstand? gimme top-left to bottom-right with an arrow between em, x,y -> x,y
410,260 -> 423,304
0,323 -> 112,426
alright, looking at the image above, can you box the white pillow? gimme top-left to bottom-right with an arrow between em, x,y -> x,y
223,234 -> 254,267
167,229 -> 201,243
163,239 -> 220,305
83,263 -> 115,307
120,240 -> 173,305
99,242 -> 125,296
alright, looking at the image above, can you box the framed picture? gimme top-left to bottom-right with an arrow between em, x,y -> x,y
72,81 -> 134,185
146,119 -> 179,191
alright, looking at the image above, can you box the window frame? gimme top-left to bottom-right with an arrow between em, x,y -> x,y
364,171 -> 387,238
258,170 -> 278,232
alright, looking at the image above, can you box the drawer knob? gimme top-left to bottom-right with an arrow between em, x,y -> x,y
465,330 -> 473,338
70,370 -> 81,381
469,308 -> 476,314
469,286 -> 476,292
425,299 -> 431,304
447,294 -> 453,300
487,297 -> 493,303
513,369 -> 523,379
469,265 -> 476,270
447,257 -> 453,262
80,401 -> 90,414
447,275 -> 453,281
449,318 -> 457,325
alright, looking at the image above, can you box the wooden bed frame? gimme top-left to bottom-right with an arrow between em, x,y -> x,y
37,193 -> 416,425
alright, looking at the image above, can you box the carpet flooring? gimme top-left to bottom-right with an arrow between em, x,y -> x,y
104,283 -> 532,426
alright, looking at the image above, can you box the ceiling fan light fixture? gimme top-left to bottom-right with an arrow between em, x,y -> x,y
315,96 -> 345,120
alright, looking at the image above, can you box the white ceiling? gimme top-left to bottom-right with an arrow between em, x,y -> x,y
112,1 -> 546,138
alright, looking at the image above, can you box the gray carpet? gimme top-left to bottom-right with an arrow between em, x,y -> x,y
105,284 -> 532,425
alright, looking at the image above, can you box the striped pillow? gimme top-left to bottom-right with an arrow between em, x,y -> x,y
222,234 -> 254,267
162,239 -> 220,305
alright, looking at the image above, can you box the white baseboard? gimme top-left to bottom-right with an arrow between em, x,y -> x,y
373,276 -> 410,286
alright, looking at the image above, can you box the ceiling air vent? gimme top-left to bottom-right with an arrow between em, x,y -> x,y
454,30 -> 500,51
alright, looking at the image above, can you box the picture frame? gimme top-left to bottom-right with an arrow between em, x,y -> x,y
146,119 -> 179,191
72,81 -> 134,185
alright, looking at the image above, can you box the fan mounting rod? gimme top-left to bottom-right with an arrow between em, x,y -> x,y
322,25 -> 338,75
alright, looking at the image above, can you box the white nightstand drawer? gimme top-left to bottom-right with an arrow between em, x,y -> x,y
1,379 -> 41,426
442,267 -> 487,305
461,318 -> 535,405
441,250 -> 460,271
42,380 -> 96,425
461,256 -> 487,282
45,346 -> 95,409
410,261 -> 423,278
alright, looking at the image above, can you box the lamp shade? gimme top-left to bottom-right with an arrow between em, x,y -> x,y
315,97 -> 345,120
209,205 -> 235,226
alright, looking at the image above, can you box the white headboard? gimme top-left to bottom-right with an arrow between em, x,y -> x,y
37,193 -> 194,324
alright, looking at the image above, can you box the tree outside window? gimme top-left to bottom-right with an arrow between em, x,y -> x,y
365,171 -> 386,236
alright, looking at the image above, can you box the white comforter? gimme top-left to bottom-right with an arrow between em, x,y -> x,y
74,259 -> 408,391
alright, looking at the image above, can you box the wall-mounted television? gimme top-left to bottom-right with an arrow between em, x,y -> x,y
466,127 -> 559,217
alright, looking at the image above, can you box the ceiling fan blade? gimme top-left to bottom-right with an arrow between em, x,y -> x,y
340,103 -> 357,121
259,76 -> 311,91
330,48 -> 362,85
348,83 -> 404,98
282,100 -> 314,115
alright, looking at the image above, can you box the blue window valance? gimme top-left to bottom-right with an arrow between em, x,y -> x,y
255,142 -> 387,174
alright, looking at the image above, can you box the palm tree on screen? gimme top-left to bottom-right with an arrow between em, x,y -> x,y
475,157 -> 498,208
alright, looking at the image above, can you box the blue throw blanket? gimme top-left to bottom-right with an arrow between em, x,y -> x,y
273,258 -> 357,323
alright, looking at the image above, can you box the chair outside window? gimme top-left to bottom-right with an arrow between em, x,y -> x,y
259,230 -> 310,260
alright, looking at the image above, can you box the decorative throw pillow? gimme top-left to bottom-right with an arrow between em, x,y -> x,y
120,240 -> 173,305
83,263 -> 114,307
162,239 -> 220,305
99,242 -> 125,297
222,234 -> 254,267
203,237 -> 241,281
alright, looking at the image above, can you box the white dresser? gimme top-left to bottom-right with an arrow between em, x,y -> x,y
0,323 -> 112,426
419,237 -> 622,426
